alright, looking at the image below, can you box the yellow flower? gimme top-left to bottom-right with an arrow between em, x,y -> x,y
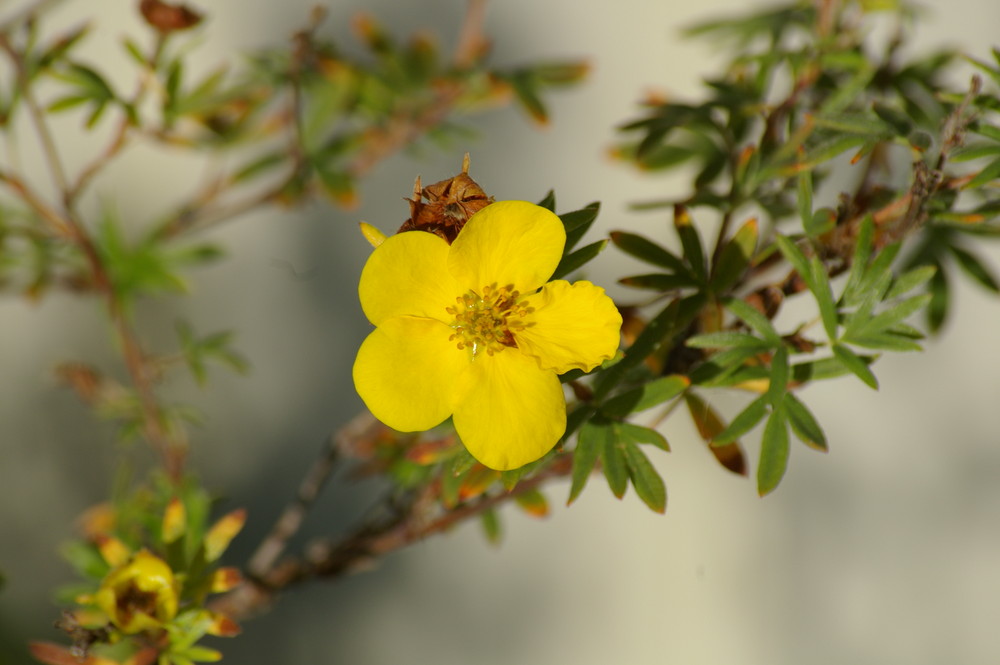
353,200 -> 621,470
95,549 -> 179,634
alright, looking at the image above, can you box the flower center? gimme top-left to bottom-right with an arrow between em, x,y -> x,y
446,283 -> 534,357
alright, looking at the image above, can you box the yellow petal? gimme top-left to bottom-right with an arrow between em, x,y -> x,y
359,222 -> 387,248
452,351 -> 566,470
359,230 -> 459,326
448,201 -> 565,294
517,280 -> 622,373
353,316 -> 468,431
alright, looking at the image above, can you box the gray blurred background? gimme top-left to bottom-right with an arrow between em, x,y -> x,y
2,0 -> 1000,663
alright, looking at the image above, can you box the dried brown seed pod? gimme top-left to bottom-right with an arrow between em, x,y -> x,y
397,153 -> 493,244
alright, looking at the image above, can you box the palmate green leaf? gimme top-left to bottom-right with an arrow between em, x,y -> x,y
844,293 -> 932,341
784,392 -> 827,451
568,420 -> 607,505
551,239 -> 606,280
832,342 -> 879,389
609,231 -> 688,273
622,442 -> 666,513
600,374 -> 690,419
689,345 -> 770,387
757,404 -> 790,496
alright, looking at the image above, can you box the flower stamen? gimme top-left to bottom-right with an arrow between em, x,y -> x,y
446,282 -> 535,357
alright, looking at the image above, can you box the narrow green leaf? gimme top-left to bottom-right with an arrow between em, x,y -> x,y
845,331 -> 923,351
710,218 -> 758,293
600,375 -> 690,418
686,331 -> 770,349
927,263 -> 949,332
774,234 -> 811,285
568,421 -> 605,505
948,244 -> 1000,293
601,432 -> 629,499
623,442 -> 667,513
797,169 -> 813,231
551,239 -> 606,280
674,205 -> 707,282
963,156 -> 1000,190
792,354 -> 873,383
480,509 -> 502,545
724,297 -> 781,345
784,392 -> 827,451
757,406 -> 790,496
537,190 -> 556,211
809,254 -> 839,340
848,293 -> 932,339
560,202 -> 600,252
619,272 -> 698,291
842,215 -> 874,302
886,264 -> 936,299
713,394 -> 768,446
617,422 -> 670,451
610,231 -> 688,273
832,343 -> 879,389
766,346 -> 789,407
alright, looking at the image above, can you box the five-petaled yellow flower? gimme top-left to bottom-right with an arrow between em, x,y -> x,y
353,200 -> 621,470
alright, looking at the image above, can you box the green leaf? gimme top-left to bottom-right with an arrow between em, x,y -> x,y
537,190 -> 556,211
507,70 -> 547,123
601,430 -> 629,499
600,374 -> 690,418
610,231 -> 688,273
674,206 -> 707,282
617,422 -> 670,451
784,392 -> 827,451
926,263 -> 949,332
685,392 -> 748,476
797,169 -> 813,231
846,293 -> 931,340
712,394 -> 768,446
710,218 -> 758,293
963,156 -> 1000,190
686,331 -> 770,349
886,265 -> 936,299
948,244 -> 1000,293
623,442 -> 667,513
618,272 -> 699,291
480,509 -> 502,545
551,239 -> 606,280
766,346 -> 789,408
560,202 -> 600,252
832,343 -> 879,389
593,296 -> 697,401
757,405 -> 790,496
568,420 -> 605,505
809,254 -> 839,340
724,297 -> 781,345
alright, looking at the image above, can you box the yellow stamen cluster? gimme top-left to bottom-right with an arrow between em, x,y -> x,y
446,283 -> 534,357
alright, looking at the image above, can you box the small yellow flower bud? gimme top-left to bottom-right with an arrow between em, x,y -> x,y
162,496 -> 187,544
203,509 -> 246,562
95,549 -> 179,634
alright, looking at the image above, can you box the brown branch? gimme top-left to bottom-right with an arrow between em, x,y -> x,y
213,453 -> 572,622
